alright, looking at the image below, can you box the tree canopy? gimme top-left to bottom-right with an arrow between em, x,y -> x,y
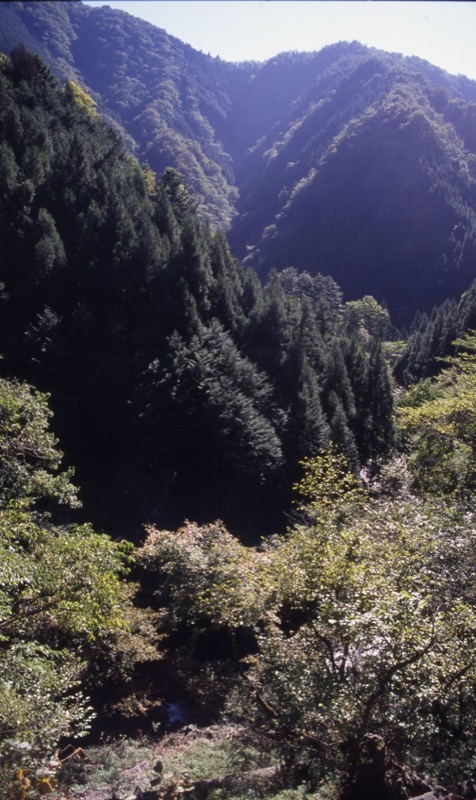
0,49 -> 395,536
138,450 -> 476,798
0,374 -> 137,799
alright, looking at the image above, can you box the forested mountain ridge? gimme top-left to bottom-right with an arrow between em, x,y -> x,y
229,49 -> 476,326
3,34 -> 476,800
2,1 -> 476,325
395,276 -> 476,384
0,0 -> 246,230
0,47 -> 394,537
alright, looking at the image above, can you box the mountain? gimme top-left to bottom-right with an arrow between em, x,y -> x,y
228,48 -> 476,326
0,47 -> 394,536
0,0 -> 243,230
2,1 -> 476,324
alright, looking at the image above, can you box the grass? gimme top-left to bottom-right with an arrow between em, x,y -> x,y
60,724 -> 274,798
61,736 -> 155,796
59,725 -> 339,800
161,726 -> 274,780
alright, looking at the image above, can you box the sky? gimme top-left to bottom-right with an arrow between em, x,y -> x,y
82,1 -> 476,81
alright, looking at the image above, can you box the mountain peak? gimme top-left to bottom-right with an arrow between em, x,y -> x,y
2,0 -> 476,324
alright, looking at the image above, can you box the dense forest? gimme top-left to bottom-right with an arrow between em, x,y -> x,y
1,5 -> 476,800
2,1 -> 476,326
0,45 -> 394,537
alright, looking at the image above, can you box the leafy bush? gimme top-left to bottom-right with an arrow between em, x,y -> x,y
140,452 -> 476,796
0,376 -> 140,799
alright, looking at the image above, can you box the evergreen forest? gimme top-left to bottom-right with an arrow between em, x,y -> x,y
2,1 -> 476,326
1,6 -> 476,800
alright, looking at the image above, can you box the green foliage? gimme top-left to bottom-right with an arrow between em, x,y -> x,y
0,377 -> 79,509
138,521 -> 271,633
147,452 -> 476,793
64,80 -> 98,116
343,296 -> 392,343
243,270 -> 394,487
256,495 -> 476,788
293,447 -> 365,521
138,320 -> 284,523
0,645 -> 90,798
0,375 -> 140,800
398,330 -> 476,495
395,287 -> 474,385
0,503 -> 134,798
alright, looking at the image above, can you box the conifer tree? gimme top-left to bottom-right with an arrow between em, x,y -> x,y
366,339 -> 395,459
323,338 -> 357,421
327,391 -> 360,470
287,357 -> 331,467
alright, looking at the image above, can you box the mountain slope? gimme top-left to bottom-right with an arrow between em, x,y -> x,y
0,0 -> 243,229
230,48 -> 476,324
2,1 -> 476,324
0,48 -> 395,535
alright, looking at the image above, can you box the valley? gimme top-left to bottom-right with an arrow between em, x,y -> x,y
1,4 -> 476,800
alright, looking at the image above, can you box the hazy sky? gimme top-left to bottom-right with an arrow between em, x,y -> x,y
83,1 -> 476,80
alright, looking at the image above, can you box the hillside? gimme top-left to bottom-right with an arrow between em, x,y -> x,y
229,47 -> 476,326
3,30 -> 476,800
2,1 -> 476,324
0,48 -> 394,536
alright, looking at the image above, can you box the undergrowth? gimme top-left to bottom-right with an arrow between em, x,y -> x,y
59,726 -> 340,800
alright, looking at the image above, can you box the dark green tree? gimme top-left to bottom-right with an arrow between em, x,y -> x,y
137,320 -> 285,525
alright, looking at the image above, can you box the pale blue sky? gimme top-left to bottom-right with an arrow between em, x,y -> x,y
83,1 -> 476,80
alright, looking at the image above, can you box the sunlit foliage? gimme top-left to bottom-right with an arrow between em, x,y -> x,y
398,330 -> 476,496
0,375 -> 136,799
139,451 -> 476,796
